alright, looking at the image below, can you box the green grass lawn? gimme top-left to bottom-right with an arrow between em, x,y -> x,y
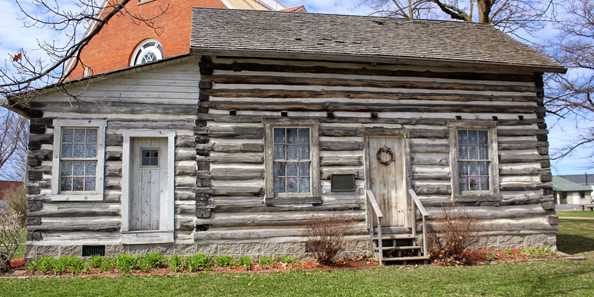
1,259 -> 594,297
558,211 -> 594,218
3,220 -> 594,297
557,219 -> 594,254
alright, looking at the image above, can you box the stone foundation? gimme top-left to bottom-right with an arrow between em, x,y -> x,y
25,239 -> 373,259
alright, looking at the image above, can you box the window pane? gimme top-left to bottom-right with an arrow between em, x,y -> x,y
299,144 -> 310,160
85,161 -> 97,177
86,144 -> 97,158
86,129 -> 97,144
287,128 -> 298,144
297,128 -> 309,144
298,162 -> 310,177
72,161 -> 85,176
287,177 -> 298,192
62,128 -> 74,143
299,177 -> 310,193
479,176 -> 489,191
287,145 -> 299,160
74,129 -> 86,143
468,176 -> 479,191
273,128 -> 285,144
468,162 -> 480,176
273,144 -> 285,160
61,161 -> 72,176
61,177 -> 72,192
273,162 -> 285,177
274,177 -> 285,193
62,144 -> 73,158
286,163 -> 298,176
478,130 -> 488,145
72,177 -> 84,191
84,177 -> 96,191
73,144 -> 85,158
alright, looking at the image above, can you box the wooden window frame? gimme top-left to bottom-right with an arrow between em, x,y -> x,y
264,119 -> 320,205
448,121 -> 500,201
50,119 -> 106,201
120,129 -> 176,244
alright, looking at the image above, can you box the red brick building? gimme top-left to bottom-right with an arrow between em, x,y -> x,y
67,0 -> 305,79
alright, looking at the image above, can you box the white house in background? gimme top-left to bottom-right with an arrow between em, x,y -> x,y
553,174 -> 594,205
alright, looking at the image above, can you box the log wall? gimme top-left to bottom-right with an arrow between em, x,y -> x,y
26,57 -> 200,256
25,54 -> 557,257
195,56 -> 556,249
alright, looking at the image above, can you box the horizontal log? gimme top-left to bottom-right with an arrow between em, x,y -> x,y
194,224 -> 368,240
320,155 -> 362,166
426,204 -> 546,220
30,217 -> 120,232
210,166 -> 264,180
411,153 -> 449,166
209,152 -> 264,164
320,141 -> 364,151
196,210 -> 364,227
210,74 -> 536,93
426,217 -> 554,232
29,202 -> 120,218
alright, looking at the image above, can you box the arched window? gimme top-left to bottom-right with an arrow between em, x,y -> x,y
130,39 -> 163,66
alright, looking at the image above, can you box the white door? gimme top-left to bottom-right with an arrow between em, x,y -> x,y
129,137 -> 168,231
367,135 -> 408,227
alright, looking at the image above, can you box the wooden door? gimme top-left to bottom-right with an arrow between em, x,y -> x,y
367,136 -> 408,227
129,137 -> 168,231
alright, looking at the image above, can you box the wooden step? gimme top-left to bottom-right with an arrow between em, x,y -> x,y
372,233 -> 415,240
382,255 -> 430,262
376,245 -> 421,251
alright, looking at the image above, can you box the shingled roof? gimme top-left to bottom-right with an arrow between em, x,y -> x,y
190,8 -> 565,72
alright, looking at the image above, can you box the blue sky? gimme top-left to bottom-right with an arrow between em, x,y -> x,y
0,0 -> 592,179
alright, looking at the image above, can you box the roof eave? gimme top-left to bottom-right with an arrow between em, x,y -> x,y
191,47 -> 567,74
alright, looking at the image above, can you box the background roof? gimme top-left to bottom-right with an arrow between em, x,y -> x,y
191,8 -> 565,72
553,176 -> 593,192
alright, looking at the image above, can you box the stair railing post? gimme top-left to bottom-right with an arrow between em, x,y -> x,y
377,216 -> 383,265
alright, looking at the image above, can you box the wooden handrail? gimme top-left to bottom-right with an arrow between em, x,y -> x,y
408,189 -> 428,217
366,190 -> 383,219
408,188 -> 429,259
366,190 -> 383,264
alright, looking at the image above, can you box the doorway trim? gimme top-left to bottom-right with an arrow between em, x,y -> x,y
364,128 -> 413,229
121,129 -> 176,244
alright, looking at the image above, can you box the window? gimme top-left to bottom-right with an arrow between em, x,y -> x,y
580,191 -> 586,199
449,122 -> 499,198
130,39 -> 163,66
60,128 -> 98,192
141,149 -> 159,167
51,120 -> 106,201
457,129 -> 490,192
264,120 -> 320,202
273,128 -> 311,193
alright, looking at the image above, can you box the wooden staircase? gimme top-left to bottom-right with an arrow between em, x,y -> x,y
366,190 -> 430,265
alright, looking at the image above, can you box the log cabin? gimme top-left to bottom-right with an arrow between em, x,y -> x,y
14,8 -> 566,264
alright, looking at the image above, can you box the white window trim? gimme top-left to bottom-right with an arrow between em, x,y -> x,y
130,39 -> 163,67
448,121 -> 500,200
264,119 -> 320,203
50,119 -> 106,201
121,129 -> 176,244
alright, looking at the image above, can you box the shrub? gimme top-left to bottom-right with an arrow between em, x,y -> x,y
214,255 -> 234,267
89,256 -> 103,268
258,256 -> 275,267
239,256 -> 252,270
35,256 -> 54,273
138,252 -> 166,272
61,256 -> 85,274
26,259 -> 37,272
521,247 -> 553,258
188,253 -> 210,271
280,255 -> 297,264
51,257 -> 67,274
0,211 -> 22,272
428,205 -> 478,265
168,255 -> 185,273
99,257 -> 115,272
6,186 -> 27,227
305,218 -> 348,265
115,254 -> 137,273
